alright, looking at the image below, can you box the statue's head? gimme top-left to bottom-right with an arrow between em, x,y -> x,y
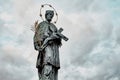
45,10 -> 54,22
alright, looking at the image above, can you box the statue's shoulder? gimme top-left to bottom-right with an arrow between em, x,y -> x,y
50,23 -> 58,31
51,23 -> 57,29
51,23 -> 56,26
35,21 -> 45,32
38,21 -> 46,26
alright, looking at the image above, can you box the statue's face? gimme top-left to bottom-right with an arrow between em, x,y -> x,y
45,10 -> 54,22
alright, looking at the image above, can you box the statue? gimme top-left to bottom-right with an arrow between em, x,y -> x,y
33,4 -> 68,80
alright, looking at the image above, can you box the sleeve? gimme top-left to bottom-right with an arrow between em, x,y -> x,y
39,21 -> 50,41
33,23 -> 41,51
48,24 -> 62,46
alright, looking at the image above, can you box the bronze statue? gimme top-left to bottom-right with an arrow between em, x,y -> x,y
33,4 -> 68,80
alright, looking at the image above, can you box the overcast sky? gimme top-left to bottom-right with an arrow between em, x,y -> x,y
0,0 -> 120,80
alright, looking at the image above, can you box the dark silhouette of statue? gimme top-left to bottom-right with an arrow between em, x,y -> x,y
33,9 -> 68,80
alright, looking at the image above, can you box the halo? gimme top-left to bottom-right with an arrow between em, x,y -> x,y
40,4 -> 58,24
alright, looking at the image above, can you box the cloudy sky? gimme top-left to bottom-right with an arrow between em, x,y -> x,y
0,0 -> 120,80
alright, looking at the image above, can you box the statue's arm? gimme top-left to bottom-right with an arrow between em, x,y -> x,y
49,24 -> 61,40
43,25 -> 61,45
33,22 -> 44,51
34,41 -> 40,50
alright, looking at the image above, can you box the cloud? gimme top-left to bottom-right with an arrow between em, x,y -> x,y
0,0 -> 120,80
0,12 -> 13,22
0,44 -> 36,80
57,11 -> 116,80
59,11 -> 113,65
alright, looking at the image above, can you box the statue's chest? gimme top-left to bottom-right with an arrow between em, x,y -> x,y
43,23 -> 56,33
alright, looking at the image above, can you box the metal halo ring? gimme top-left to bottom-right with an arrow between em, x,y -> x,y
40,4 -> 58,24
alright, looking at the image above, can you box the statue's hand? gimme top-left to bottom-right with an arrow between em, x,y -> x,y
38,47 -> 43,51
34,42 -> 40,51
49,33 -> 59,40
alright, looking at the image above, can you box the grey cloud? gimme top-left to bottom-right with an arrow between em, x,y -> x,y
66,13 -> 113,66
0,46 -> 35,80
57,5 -> 116,80
0,0 -> 120,80
115,26 -> 120,44
52,0 -> 95,12
88,56 -> 120,80
0,19 -> 5,35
